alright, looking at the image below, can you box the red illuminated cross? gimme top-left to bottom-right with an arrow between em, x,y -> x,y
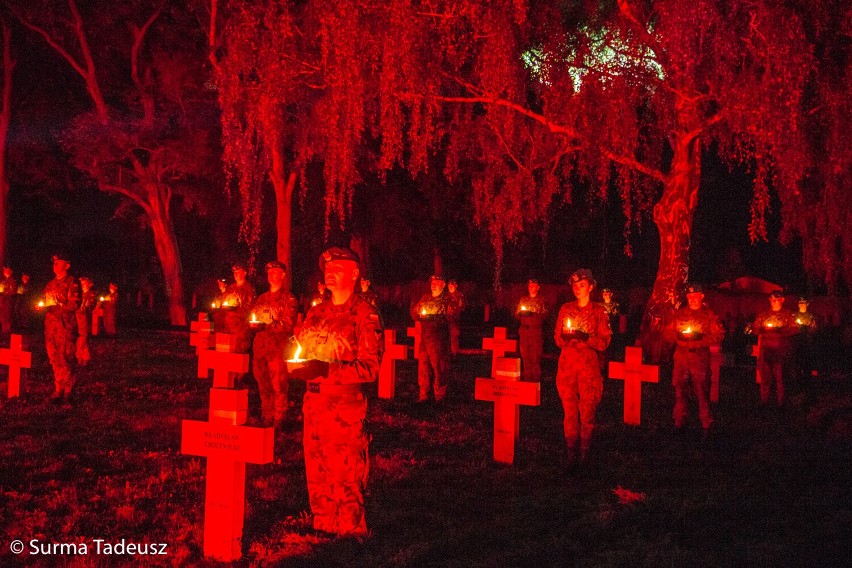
190,312 -> 215,355
608,346 -> 659,426
0,335 -> 31,399
407,321 -> 421,357
751,339 -> 762,384
181,388 -> 273,561
91,305 -> 104,336
475,358 -> 540,464
482,327 -> 518,377
198,333 -> 248,388
379,329 -> 408,400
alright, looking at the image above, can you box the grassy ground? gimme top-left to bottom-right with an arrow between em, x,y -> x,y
0,329 -> 850,567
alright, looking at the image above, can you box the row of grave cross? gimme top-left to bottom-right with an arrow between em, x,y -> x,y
181,317 -> 733,561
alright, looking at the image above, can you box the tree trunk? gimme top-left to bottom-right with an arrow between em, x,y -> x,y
144,181 -> 186,326
639,135 -> 701,362
433,245 -> 443,277
271,147 -> 295,288
349,234 -> 369,274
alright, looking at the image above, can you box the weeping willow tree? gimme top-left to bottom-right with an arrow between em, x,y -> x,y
341,0 -> 832,357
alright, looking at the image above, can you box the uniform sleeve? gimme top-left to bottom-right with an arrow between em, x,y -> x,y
281,294 -> 299,333
587,308 -> 612,352
328,308 -> 383,384
554,306 -> 566,349
65,279 -> 80,312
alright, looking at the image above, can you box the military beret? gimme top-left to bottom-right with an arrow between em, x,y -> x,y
52,251 -> 71,263
448,279 -> 457,286
265,260 -> 286,272
430,274 -> 446,282
79,275 -> 93,284
231,262 -> 247,272
601,287 -> 612,293
797,297 -> 809,304
319,247 -> 360,271
569,269 -> 595,285
528,278 -> 540,285
769,289 -> 785,299
684,282 -> 703,294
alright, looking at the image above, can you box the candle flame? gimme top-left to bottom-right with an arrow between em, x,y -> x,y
211,302 -> 217,309
37,300 -> 44,308
223,300 -> 230,307
293,343 -> 302,361
250,312 -> 258,323
766,322 -> 774,328
683,326 -> 692,334
99,296 -> 105,302
312,300 -> 318,306
795,318 -> 803,325
421,308 -> 427,316
521,305 -> 527,311
565,318 -> 572,329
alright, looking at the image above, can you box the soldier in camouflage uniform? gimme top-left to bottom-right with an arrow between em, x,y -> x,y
42,253 -> 80,402
515,278 -> 547,381
554,269 -> 611,465
412,275 -> 452,402
358,276 -> 379,309
250,261 -> 299,427
101,282 -> 118,335
0,266 -> 16,335
662,283 -> 724,433
211,278 -> 228,332
793,297 -> 817,384
290,247 -> 382,537
310,280 -> 331,309
13,273 -> 31,331
224,262 -> 256,356
751,290 -> 799,407
75,276 -> 97,367
446,279 -> 464,356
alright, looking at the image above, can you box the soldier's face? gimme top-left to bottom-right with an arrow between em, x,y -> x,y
572,279 -> 592,301
80,280 -> 92,292
325,260 -> 358,292
529,282 -> 540,296
430,280 -> 445,296
2,268 -> 10,278
53,259 -> 69,276
798,301 -> 808,313
232,268 -> 246,283
686,292 -> 703,310
360,280 -> 370,291
448,283 -> 457,294
267,268 -> 285,289
770,296 -> 784,310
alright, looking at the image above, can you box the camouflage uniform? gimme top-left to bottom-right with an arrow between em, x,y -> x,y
0,273 -> 15,335
297,293 -> 382,537
358,287 -> 379,310
251,288 -> 299,425
44,275 -> 80,396
101,289 -> 118,335
223,281 -> 256,355
516,295 -> 547,381
412,292 -> 451,401
14,278 -> 30,331
553,302 -> 611,453
753,308 -> 798,406
794,307 -> 817,383
447,288 -> 465,355
663,304 -> 724,430
75,287 -> 97,365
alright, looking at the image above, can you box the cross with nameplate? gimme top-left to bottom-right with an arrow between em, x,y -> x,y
475,357 -> 540,464
181,388 -> 274,561
482,327 -> 517,377
608,346 -> 659,426
378,329 -> 408,399
0,335 -> 31,399
198,333 -> 248,388
190,312 -> 214,355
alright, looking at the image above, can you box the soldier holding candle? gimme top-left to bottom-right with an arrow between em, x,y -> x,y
515,278 -> 547,381
412,274 -> 452,403
42,252 -> 80,403
663,282 -> 724,435
100,282 -> 118,335
752,290 -> 799,408
290,247 -> 382,537
358,275 -> 379,309
224,262 -> 256,356
250,261 -> 299,427
446,279 -> 464,356
793,297 -> 818,390
75,276 -> 97,367
0,266 -> 16,335
553,269 -> 612,465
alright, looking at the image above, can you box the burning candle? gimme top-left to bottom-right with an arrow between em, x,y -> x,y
421,308 -> 427,316
520,305 -> 528,311
564,318 -> 573,331
286,342 -> 306,363
795,318 -> 803,325
211,302 -> 217,309
222,300 -> 230,307
682,326 -> 693,336
99,296 -> 105,302
765,322 -> 775,329
312,299 -> 319,307
37,300 -> 45,309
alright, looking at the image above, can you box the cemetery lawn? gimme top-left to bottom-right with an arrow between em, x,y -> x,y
1,329 -> 850,567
